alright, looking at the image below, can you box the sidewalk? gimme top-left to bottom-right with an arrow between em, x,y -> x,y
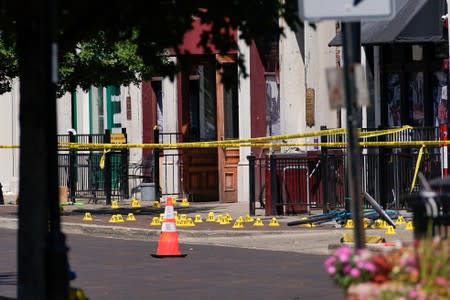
0,197 -> 416,255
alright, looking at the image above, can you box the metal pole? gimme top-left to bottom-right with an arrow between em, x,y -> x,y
153,126 -> 161,202
46,0 -> 70,298
320,125 -> 329,212
270,154 -> 280,215
341,22 -> 365,249
0,182 -> 4,205
69,131 -> 77,203
104,129 -> 112,205
247,153 -> 256,216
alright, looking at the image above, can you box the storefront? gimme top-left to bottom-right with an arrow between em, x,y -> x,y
330,0 -> 448,128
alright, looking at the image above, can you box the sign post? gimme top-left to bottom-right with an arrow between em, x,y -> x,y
299,0 -> 395,250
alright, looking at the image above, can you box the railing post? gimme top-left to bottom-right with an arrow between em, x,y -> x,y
270,154 -> 281,215
247,153 -> 256,216
378,125 -> 388,209
104,129 -> 112,205
68,131 -> 76,203
0,182 -> 4,205
122,128 -> 129,199
153,126 -> 161,202
321,125 -> 329,212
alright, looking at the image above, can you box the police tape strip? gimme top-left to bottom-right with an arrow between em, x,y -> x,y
410,145 -> 425,194
0,125 -> 434,149
3,140 -> 450,149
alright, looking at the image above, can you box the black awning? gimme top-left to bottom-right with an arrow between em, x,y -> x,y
329,0 -> 446,46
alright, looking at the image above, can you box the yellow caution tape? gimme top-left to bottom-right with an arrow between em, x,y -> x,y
0,125 -> 441,149
99,149 -> 111,170
0,145 -> 19,149
359,125 -> 412,139
410,145 -> 425,194
4,140 -> 450,150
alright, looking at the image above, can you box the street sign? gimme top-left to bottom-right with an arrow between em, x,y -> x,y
298,0 -> 395,22
111,133 -> 126,144
326,65 -> 369,109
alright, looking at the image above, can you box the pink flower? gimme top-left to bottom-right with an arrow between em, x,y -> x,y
350,268 -> 360,278
338,253 -> 350,263
327,266 -> 336,275
435,276 -> 449,286
324,256 -> 336,268
361,262 -> 376,273
344,264 -> 352,273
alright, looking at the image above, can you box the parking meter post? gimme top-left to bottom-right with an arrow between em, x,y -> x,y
247,153 -> 256,216
104,129 -> 112,205
153,126 -> 161,202
68,131 -> 76,203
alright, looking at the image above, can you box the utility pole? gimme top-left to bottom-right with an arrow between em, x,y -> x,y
17,0 -> 69,298
341,22 -> 365,249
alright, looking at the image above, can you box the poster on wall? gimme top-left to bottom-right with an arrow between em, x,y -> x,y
386,73 -> 401,127
266,76 -> 280,136
432,71 -> 448,126
408,72 -> 424,126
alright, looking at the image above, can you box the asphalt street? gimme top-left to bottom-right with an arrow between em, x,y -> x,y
0,228 -> 343,300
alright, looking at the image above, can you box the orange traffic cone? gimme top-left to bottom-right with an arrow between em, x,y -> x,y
151,197 -> 187,258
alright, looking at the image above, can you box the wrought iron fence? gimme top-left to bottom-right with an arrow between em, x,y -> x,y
249,126 -> 445,216
57,130 -> 129,203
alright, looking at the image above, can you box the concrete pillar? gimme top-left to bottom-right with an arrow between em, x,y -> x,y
237,36 -> 251,203
161,59 -> 180,196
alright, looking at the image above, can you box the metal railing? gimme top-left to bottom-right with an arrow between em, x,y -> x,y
248,126 -> 444,216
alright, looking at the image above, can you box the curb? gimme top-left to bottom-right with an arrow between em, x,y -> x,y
0,217 -> 308,241
328,241 -> 403,252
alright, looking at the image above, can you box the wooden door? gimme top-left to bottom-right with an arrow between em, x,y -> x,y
179,57 -> 219,201
216,55 -> 239,203
183,148 -> 218,202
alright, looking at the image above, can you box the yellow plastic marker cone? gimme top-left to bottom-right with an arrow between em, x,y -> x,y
253,218 -> 264,227
152,201 -> 161,209
126,213 -> 136,221
232,220 -> 244,229
381,220 -> 389,229
385,225 -> 396,235
185,218 -> 196,227
225,213 -> 233,222
159,213 -> 165,222
82,212 -> 93,221
245,214 -> 254,223
109,215 -> 118,223
268,217 -> 280,227
405,221 -> 414,231
115,214 -> 125,223
111,200 -> 119,209
301,223 -> 316,228
131,198 -> 141,208
216,214 -> 224,223
180,198 -> 190,207
176,219 -> 183,227
194,215 -> 203,223
344,219 -> 354,229
219,215 -> 231,225
395,215 -> 406,225
236,216 -> 244,223
150,217 -> 161,226
206,212 -> 216,222
372,219 -> 384,229
362,218 -> 370,229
